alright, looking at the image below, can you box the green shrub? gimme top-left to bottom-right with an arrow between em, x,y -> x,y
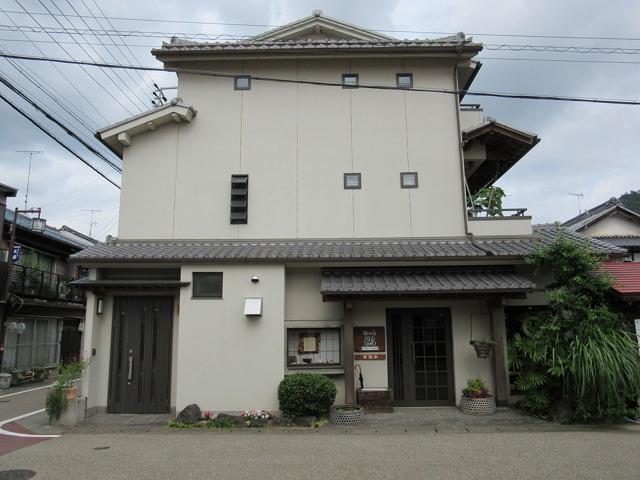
277,373 -> 336,419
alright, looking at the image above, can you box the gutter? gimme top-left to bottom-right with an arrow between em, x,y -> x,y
453,62 -> 470,238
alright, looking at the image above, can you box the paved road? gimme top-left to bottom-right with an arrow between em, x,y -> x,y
0,428 -> 639,479
0,381 -> 56,456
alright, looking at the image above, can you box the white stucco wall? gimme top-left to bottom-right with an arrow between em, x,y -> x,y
176,264 -> 286,412
116,57 -> 466,240
581,213 -> 640,236
468,217 -> 533,236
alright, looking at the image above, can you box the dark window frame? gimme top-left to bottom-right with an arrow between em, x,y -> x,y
234,75 -> 251,91
343,173 -> 362,190
400,172 -> 419,188
342,73 -> 359,89
396,73 -> 413,89
286,327 -> 343,369
192,272 -> 223,299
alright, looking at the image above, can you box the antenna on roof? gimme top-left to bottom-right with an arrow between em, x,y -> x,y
16,150 -> 42,210
569,192 -> 584,216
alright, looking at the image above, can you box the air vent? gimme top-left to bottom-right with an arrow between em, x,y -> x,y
230,174 -> 248,224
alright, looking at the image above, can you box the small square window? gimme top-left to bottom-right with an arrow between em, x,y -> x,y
344,173 -> 361,189
400,172 -> 418,188
287,328 -> 341,368
234,76 -> 251,90
396,73 -> 413,89
342,73 -> 359,88
193,272 -> 223,298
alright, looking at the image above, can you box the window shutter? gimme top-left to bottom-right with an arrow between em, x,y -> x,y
230,175 -> 248,224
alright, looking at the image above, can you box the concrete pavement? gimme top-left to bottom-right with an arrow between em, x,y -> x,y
0,428 -> 639,479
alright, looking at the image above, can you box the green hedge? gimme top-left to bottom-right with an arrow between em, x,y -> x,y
277,373 -> 336,419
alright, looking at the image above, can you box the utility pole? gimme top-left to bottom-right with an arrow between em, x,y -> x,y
82,209 -> 101,236
16,150 -> 42,210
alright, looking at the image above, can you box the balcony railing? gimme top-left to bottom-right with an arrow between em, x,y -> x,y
9,264 -> 85,304
467,208 -> 528,218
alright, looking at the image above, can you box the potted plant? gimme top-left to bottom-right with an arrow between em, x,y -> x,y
45,358 -> 89,424
460,378 -> 496,416
470,339 -> 495,358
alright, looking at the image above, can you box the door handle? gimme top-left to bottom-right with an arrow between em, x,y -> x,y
127,350 -> 133,384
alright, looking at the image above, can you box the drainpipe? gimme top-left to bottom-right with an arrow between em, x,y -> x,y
453,62 -> 470,238
343,299 -> 355,405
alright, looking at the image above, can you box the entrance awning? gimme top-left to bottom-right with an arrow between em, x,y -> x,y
320,267 -> 535,296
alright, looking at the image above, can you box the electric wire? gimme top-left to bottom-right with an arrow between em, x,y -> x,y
0,10 -> 109,123
0,89 -> 120,189
58,0 -> 150,109
31,0 -> 145,113
3,52 -> 639,106
4,10 -> 640,42
0,72 -> 123,173
8,3 -> 136,116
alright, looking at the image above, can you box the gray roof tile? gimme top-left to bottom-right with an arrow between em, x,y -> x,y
70,226 -> 626,263
320,267 -> 536,295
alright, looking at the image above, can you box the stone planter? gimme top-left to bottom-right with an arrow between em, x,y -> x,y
0,373 -> 12,390
357,388 -> 393,413
460,395 -> 497,416
329,405 -> 365,425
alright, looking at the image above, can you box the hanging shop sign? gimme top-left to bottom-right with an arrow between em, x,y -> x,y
354,327 -> 385,353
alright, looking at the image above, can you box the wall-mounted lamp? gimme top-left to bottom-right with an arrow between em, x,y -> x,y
78,321 -> 85,332
96,297 -> 104,315
250,276 -> 259,284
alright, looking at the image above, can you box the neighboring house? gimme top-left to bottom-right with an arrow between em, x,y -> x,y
562,197 -> 640,262
0,196 -> 96,376
71,12 -> 623,416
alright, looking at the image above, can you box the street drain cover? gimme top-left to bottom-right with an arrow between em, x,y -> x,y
0,470 -> 36,480
94,446 -> 111,450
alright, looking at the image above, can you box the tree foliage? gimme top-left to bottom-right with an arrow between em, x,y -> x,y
508,230 -> 640,421
619,189 -> 640,214
469,186 -> 506,217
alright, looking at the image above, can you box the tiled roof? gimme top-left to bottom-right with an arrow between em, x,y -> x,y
321,267 -> 535,295
532,225 -> 624,254
593,235 -> 640,248
562,197 -> 640,231
70,226 -> 625,263
600,262 -> 640,295
4,209 -> 87,250
153,37 -> 481,55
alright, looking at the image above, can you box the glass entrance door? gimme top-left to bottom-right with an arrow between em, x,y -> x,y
387,308 -> 454,406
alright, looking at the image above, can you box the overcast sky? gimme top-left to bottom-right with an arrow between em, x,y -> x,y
0,0 -> 638,240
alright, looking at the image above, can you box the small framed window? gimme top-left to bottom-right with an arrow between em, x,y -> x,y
344,173 -> 361,189
396,73 -> 413,89
287,328 -> 341,368
234,75 -> 251,90
400,172 -> 418,188
193,272 -> 223,298
342,73 -> 359,88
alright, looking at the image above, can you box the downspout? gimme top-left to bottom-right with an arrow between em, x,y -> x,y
453,61 -> 471,238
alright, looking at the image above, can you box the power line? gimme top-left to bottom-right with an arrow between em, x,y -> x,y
0,89 -> 120,189
0,10 -> 110,123
8,2 -> 138,116
29,0 -> 145,113
3,52 -> 640,106
479,56 -> 640,65
0,72 -> 122,173
5,34 -> 640,57
56,0 -> 150,109
4,9 -> 640,42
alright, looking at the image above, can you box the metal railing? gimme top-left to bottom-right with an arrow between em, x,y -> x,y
467,208 -> 528,218
9,264 -> 84,304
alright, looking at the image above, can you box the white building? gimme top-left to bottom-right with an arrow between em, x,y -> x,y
72,12 -> 622,416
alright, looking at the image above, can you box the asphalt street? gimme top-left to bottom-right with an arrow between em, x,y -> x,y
1,428 -> 639,479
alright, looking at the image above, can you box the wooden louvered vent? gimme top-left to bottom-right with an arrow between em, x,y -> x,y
230,174 -> 248,224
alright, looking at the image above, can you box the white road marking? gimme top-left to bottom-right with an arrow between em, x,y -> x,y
0,384 -> 52,399
0,409 -> 60,438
